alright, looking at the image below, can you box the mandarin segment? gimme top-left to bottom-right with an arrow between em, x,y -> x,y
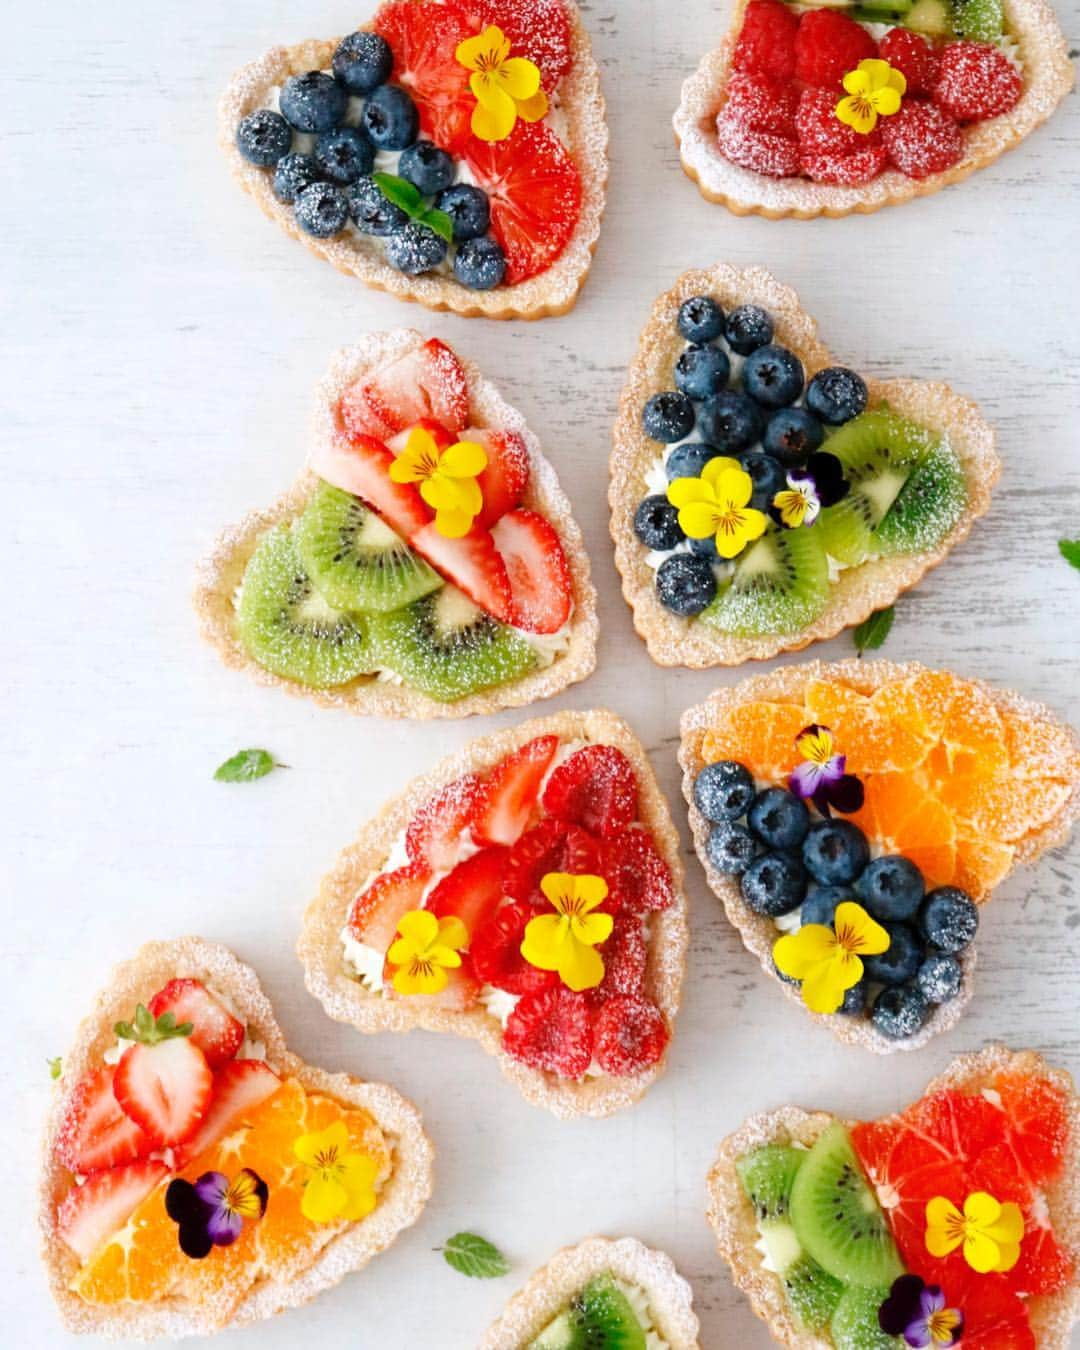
700,701 -> 807,778
1003,714 -> 1080,781
938,776 -> 1071,843
847,773 -> 957,887
870,670 -> 958,744
804,678 -> 928,773
953,836 -> 1015,900
935,680 -> 1009,778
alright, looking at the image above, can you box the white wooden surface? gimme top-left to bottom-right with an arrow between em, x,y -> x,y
4,2 -> 1079,1346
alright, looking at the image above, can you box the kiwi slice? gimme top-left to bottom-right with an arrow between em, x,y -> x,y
294,481 -> 442,613
873,441 -> 966,555
572,1274 -> 647,1350
956,0 -> 1003,38
236,525 -> 377,687
701,526 -> 829,637
906,0 -> 955,34
367,585 -> 537,703
831,1285 -> 903,1349
529,1311 -> 579,1350
737,1145 -> 804,1223
790,1123 -> 903,1289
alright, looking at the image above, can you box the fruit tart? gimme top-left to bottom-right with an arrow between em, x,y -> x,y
220,0 -> 607,319
674,0 -> 1073,218
298,710 -> 688,1118
479,1237 -> 701,1349
680,659 -> 1080,1052
611,265 -> 999,667
709,1045 -> 1080,1349
195,330 -> 597,718
40,938 -> 432,1338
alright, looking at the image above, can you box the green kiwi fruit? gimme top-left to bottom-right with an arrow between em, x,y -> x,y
236,525 -> 377,687
367,585 -> 537,703
528,1273 -> 647,1349
905,0 -> 955,34
737,1145 -> 804,1224
815,411 -> 924,564
529,1311 -> 579,1350
831,1285 -> 904,1349
872,441 -> 967,556
701,525 -> 829,637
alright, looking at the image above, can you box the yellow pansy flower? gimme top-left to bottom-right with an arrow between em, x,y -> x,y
455,25 -> 548,142
387,909 -> 468,996
389,424 -> 487,538
293,1120 -> 379,1224
836,59 -> 907,135
520,872 -> 614,992
773,901 -> 890,1014
925,1191 -> 1025,1273
666,457 -> 768,560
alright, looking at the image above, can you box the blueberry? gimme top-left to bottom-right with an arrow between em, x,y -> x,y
838,981 -> 867,1015
802,820 -> 870,885
748,788 -> 810,850
633,495 -> 684,550
655,554 -> 716,616
698,391 -> 764,453
919,887 -> 978,954
665,441 -> 718,482
854,855 -> 925,923
706,821 -> 759,875
280,71 -> 347,133
739,452 -> 787,511
863,923 -> 922,986
272,152 -> 320,203
346,175 -> 409,235
435,183 -> 490,241
675,345 -> 730,402
741,851 -> 807,917
805,367 -> 869,425
742,344 -> 805,409
916,954 -> 963,1004
236,109 -> 292,166
362,83 -> 419,150
398,139 -> 455,195
643,391 -> 695,443
800,884 -> 849,927
689,534 -> 720,559
694,761 -> 756,823
332,31 -> 394,94
872,983 -> 929,1040
314,126 -> 374,184
677,295 -> 725,343
763,407 -> 825,467
385,220 -> 448,274
453,236 -> 506,290
294,181 -> 349,238
725,304 -> 774,355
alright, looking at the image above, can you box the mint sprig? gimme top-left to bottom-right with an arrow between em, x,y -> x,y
853,605 -> 895,656
440,1232 -> 510,1279
372,171 -> 454,244
214,748 -> 284,782
1058,538 -> 1080,571
114,1004 -> 193,1046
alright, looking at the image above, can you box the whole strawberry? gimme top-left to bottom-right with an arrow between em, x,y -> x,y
112,1003 -> 212,1147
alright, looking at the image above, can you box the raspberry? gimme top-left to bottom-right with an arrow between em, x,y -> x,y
503,987 -> 593,1078
795,91 -> 887,184
715,109 -> 800,178
732,0 -> 799,81
881,100 -> 964,179
542,745 -> 639,838
602,827 -> 675,913
794,10 -> 877,90
722,71 -> 799,137
932,41 -> 1022,121
593,923 -> 648,1003
803,143 -> 888,185
592,995 -> 669,1077
502,820 -> 600,907
470,900 -> 557,995
879,27 -> 940,96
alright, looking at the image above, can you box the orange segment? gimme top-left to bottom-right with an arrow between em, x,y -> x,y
848,773 -> 957,888
700,701 -> 807,779
1003,714 -> 1080,781
953,837 -> 1015,901
938,775 -> 1071,843
870,669 -> 958,745
935,680 -> 1009,778
804,678 -> 928,773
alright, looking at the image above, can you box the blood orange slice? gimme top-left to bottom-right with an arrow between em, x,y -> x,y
374,0 -> 474,154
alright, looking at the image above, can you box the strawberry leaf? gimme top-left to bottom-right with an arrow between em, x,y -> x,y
853,605 -> 895,656
214,749 -> 281,782
1058,538 -> 1080,571
441,1232 -> 510,1279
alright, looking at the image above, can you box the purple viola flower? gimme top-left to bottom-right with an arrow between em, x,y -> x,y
165,1168 -> 268,1260
771,451 -> 849,529
788,724 -> 864,817
879,1274 -> 964,1347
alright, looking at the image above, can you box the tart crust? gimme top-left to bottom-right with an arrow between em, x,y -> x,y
39,937 -> 434,1340
194,328 -> 598,719
478,1236 -> 701,1348
297,708 -> 689,1118
674,0 -> 1074,219
218,2 -> 608,319
610,265 -> 1000,669
679,657 -> 1080,1054
707,1046 -> 1080,1349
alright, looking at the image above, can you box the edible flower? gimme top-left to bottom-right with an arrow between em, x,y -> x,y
387,909 -> 468,997
293,1120 -> 379,1225
773,901 -> 889,1014
389,424 -> 487,538
836,58 -> 907,135
667,457 -> 768,560
520,872 -> 613,992
788,724 -> 865,817
165,1168 -> 268,1259
879,1275 -> 964,1348
455,25 -> 548,141
771,451 -> 849,529
925,1191 -> 1024,1273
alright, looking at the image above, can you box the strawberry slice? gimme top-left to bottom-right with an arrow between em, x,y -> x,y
542,745 -> 639,837
428,845 -> 510,941
309,431 -> 430,540
55,1066 -> 153,1174
410,522 -> 516,625
57,1159 -> 170,1262
173,1059 -> 281,1168
147,979 -> 244,1069
374,0 -> 475,154
463,427 -> 530,528
502,819 -> 601,906
464,122 -> 582,285
383,952 -> 482,1009
338,339 -> 470,441
492,509 -> 572,634
473,735 -> 559,846
601,826 -> 675,912
470,899 -> 558,995
456,0 -> 573,89
112,1008 -> 213,1148
348,861 -> 434,951
406,773 -> 484,871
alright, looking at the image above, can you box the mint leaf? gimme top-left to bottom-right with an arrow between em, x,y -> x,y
48,1057 -> 62,1080
373,171 -> 423,214
853,605 -> 895,655
419,207 -> 454,244
1058,539 -> 1080,571
214,749 -> 281,782
441,1232 -> 510,1279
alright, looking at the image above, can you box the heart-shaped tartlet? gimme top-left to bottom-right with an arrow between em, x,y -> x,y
219,0 -> 607,318
298,709 -> 688,1118
195,329 -> 597,718
611,266 -> 999,668
478,1237 -> 701,1348
708,1045 -> 1080,1349
680,659 -> 1080,1053
674,0 -> 1073,218
40,938 -> 433,1339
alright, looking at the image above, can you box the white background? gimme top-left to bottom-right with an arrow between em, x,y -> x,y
4,2 -> 1079,1346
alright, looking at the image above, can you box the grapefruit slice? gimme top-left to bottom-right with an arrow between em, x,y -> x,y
373,0 -> 474,153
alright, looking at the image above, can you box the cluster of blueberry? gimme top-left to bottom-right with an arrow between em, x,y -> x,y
694,760 -> 979,1041
235,32 -> 506,289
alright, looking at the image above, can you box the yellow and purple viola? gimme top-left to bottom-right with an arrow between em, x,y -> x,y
165,1168 -> 268,1259
770,451 -> 849,530
878,1275 -> 964,1349
788,724 -> 864,817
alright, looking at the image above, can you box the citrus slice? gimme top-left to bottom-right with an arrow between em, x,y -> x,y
952,836 -> 1015,901
938,775 -> 1071,843
995,1072 -> 1070,1186
804,678 -> 928,773
700,700 -> 808,779
1002,712 -> 1080,781
847,773 -> 957,887
870,669 -> 958,745
932,679 -> 1009,779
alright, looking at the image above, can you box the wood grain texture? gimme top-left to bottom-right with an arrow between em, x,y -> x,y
2,1 -> 1078,1346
